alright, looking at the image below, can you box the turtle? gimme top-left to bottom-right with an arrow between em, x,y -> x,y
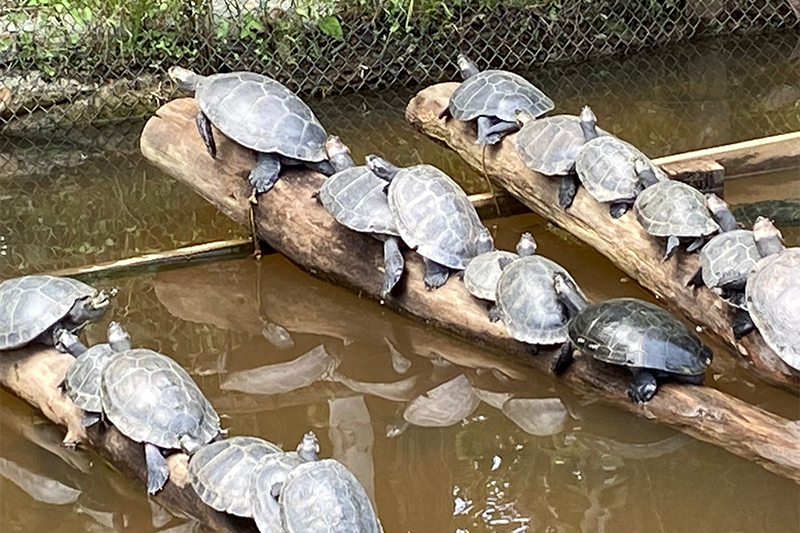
495,247 -> 585,352
573,107 -> 664,217
279,459 -> 382,533
250,432 -> 320,533
316,136 -> 405,299
440,53 -> 554,145
463,232 -> 536,322
0,275 -> 114,351
59,322 -> 132,427
552,272 -> 713,402
742,217 -> 800,370
686,194 -> 762,337
101,348 -> 222,494
366,155 -> 493,290
188,436 -> 283,517
514,106 -> 610,208
633,159 -> 720,260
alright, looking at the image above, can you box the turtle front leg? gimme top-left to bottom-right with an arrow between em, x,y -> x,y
732,308 -> 756,339
663,235 -> 681,261
487,304 -> 500,323
81,412 -> 102,427
608,202 -> 630,219
144,443 -> 170,494
552,342 -> 574,374
423,259 -> 450,290
686,267 -> 704,288
558,175 -> 580,209
686,237 -> 705,253
195,111 -> 216,159
249,153 -> 282,196
381,236 -> 405,300
305,159 -> 336,177
478,118 -> 519,145
628,368 -> 658,403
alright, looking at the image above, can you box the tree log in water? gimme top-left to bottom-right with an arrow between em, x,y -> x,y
138,98 -> 800,483
0,346 -> 255,533
404,83 -> 799,394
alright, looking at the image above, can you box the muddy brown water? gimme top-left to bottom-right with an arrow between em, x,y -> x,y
1,32 -> 800,533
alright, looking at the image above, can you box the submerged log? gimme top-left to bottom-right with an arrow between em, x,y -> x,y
0,346 -> 255,533
139,98 -> 800,483
405,83 -> 799,394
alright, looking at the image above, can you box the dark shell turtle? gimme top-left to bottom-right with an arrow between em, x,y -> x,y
318,137 -> 404,299
495,250 -> 585,348
744,217 -> 800,370
553,273 -> 712,402
101,349 -> 221,494
250,432 -> 321,533
442,54 -> 554,145
634,161 -> 719,260
463,233 -> 536,321
367,155 -> 492,290
0,275 -> 112,351
189,436 -> 282,517
280,459 -> 382,533
168,67 -> 332,201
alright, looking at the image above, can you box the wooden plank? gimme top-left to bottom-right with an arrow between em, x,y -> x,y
139,97 -> 800,484
405,83 -> 799,393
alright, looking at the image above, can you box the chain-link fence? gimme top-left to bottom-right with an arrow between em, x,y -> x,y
1,0 -> 798,131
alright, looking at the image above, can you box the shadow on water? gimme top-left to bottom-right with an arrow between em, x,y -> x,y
1,31 -> 800,533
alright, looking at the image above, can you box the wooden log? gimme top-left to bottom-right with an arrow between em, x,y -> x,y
140,98 -> 800,483
405,83 -> 799,394
0,347 -> 255,532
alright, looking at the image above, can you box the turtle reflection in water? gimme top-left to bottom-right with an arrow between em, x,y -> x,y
553,273 -> 712,402
387,374 -> 480,437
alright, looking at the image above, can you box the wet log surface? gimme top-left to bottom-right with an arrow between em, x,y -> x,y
0,346 -> 255,532
405,83 -> 800,394
138,98 -> 800,484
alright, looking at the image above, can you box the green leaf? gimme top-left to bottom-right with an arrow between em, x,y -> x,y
317,16 -> 343,39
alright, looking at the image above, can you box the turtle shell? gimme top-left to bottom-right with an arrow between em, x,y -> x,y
319,166 -> 399,236
281,459 -> 381,533
0,275 -> 97,350
576,137 -> 664,203
496,256 -> 584,345
699,229 -> 760,289
189,436 -> 282,517
101,349 -> 220,450
250,452 -> 306,533
745,248 -> 800,370
402,374 -> 480,428
515,115 -> 608,176
388,165 -> 487,269
196,72 -> 327,162
449,70 -> 554,122
634,181 -> 720,238
568,298 -> 711,375
64,343 -> 120,412
463,250 -> 518,301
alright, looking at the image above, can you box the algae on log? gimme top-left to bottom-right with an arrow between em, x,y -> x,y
405,83 -> 800,394
0,346 -> 256,532
139,98 -> 800,483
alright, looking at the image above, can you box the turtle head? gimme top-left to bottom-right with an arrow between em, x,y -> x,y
705,193 -> 738,233
67,286 -> 116,325
552,272 -> 588,315
168,66 -> 201,92
297,431 -> 320,462
753,216 -> 785,257
476,228 -> 494,255
633,157 -> 659,189
457,53 -> 480,80
514,109 -> 535,128
516,232 -> 537,257
325,135 -> 355,173
579,105 -> 599,142
365,154 -> 400,182
108,321 -> 132,352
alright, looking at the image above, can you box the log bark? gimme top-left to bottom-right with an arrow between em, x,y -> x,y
139,98 -> 800,483
405,83 -> 799,394
0,346 -> 256,533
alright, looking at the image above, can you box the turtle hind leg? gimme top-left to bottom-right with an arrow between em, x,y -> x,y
249,153 -> 282,195
423,259 -> 450,290
478,118 -> 519,145
305,159 -> 335,177
686,267 -> 704,288
627,368 -> 658,403
686,237 -> 705,253
381,237 -> 405,299
558,175 -> 580,209
663,235 -> 681,261
81,412 -> 102,427
552,342 -> 575,375
674,373 -> 704,386
144,443 -> 170,494
608,202 -> 630,219
732,308 -> 756,339
487,304 -> 500,323
195,112 -> 216,159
